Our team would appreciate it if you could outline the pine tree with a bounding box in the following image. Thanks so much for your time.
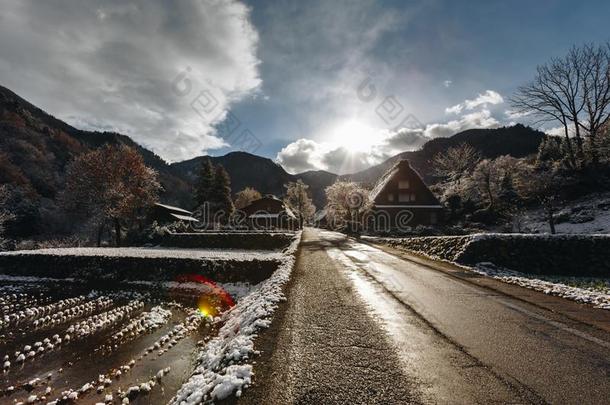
[194,158,215,208]
[210,164,234,223]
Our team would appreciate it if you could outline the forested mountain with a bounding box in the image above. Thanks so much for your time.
[0,84,545,238]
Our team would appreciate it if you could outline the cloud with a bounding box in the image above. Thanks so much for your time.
[276,106,503,175]
[0,0,261,162]
[445,90,504,115]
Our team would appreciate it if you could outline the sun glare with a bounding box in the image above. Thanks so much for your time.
[329,120,380,153]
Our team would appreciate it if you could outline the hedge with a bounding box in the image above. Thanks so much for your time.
[372,233,610,277]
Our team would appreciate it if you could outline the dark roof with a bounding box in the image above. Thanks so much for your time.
[369,159,441,206]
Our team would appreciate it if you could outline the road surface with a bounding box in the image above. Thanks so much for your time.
[240,228,610,405]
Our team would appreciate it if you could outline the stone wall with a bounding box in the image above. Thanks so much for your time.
[0,254,280,283]
[372,233,610,277]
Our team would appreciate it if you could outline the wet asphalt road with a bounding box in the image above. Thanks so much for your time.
[240,228,610,405]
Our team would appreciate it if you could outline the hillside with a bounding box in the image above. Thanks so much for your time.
[172,152,294,200]
[0,84,545,239]
[344,125,545,186]
[0,85,192,236]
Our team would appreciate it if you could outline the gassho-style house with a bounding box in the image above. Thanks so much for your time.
[365,159,443,232]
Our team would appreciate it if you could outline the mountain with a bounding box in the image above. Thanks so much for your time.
[171,155,337,209]
[0,85,192,236]
[343,125,545,186]
[294,170,338,208]
[0,84,545,238]
[171,152,294,203]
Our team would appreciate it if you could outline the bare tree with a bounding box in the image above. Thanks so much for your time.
[432,143,481,184]
[284,180,315,228]
[579,43,610,165]
[515,163,564,234]
[511,49,583,167]
[325,181,370,233]
[234,187,262,209]
[512,43,610,168]
[471,156,526,211]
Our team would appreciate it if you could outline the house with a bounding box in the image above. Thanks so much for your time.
[148,203,199,225]
[241,195,298,230]
[366,159,443,231]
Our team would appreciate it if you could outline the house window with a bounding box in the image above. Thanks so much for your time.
[430,212,438,224]
[387,193,394,202]
[399,193,416,202]
[398,180,410,189]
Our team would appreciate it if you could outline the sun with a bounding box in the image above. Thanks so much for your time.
[329,120,380,153]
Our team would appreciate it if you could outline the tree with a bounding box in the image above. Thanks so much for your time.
[432,144,481,184]
[284,180,315,228]
[234,187,262,209]
[0,185,14,249]
[578,43,610,165]
[511,43,610,168]
[63,144,161,246]
[471,156,526,211]
[325,181,370,232]
[515,163,565,234]
[194,158,215,208]
[209,164,234,224]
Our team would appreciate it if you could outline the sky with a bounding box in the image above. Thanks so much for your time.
[0,0,609,174]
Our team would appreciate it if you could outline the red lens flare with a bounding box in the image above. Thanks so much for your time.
[173,274,235,317]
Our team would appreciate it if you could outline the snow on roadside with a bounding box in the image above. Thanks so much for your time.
[170,231,302,404]
[474,262,610,309]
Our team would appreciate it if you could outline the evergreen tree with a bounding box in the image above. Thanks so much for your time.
[210,164,234,223]
[194,158,215,208]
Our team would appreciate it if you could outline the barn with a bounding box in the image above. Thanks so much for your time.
[366,160,443,232]
[241,195,298,230]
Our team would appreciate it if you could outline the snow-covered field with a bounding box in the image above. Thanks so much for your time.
[0,246,284,261]
[474,262,610,309]
[520,192,610,234]
[0,231,303,404]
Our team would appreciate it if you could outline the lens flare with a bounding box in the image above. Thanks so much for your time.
[174,274,235,317]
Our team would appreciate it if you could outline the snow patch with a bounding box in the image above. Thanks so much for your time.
[170,232,301,404]
[474,262,610,309]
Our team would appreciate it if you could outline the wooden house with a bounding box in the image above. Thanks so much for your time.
[241,195,298,230]
[366,160,443,231]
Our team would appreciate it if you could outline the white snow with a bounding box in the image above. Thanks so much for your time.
[474,262,610,309]
[520,192,610,234]
[170,232,302,404]
[0,247,284,261]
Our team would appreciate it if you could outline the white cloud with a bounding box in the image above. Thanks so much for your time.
[504,109,530,120]
[446,90,504,115]
[0,0,261,162]
[276,108,501,175]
